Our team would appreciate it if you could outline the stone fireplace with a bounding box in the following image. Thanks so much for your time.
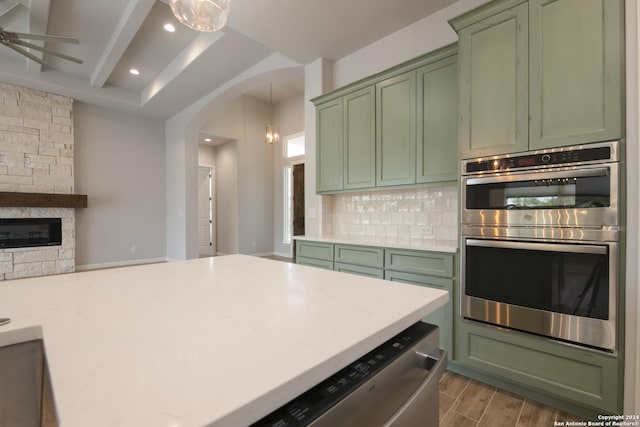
[0,83,77,280]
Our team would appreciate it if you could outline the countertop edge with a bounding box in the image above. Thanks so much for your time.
[294,235,458,253]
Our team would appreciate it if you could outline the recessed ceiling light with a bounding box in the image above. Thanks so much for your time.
[129,68,140,76]
[164,23,176,33]
[204,138,212,142]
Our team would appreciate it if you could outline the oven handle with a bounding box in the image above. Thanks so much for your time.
[465,166,609,185]
[465,239,607,255]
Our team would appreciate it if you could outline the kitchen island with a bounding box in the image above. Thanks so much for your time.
[0,254,448,427]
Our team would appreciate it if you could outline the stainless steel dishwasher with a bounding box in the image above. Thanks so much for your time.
[252,322,446,427]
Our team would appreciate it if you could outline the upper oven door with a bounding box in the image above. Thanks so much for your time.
[461,163,619,228]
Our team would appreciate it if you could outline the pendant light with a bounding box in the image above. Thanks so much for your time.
[266,83,280,145]
[169,0,231,32]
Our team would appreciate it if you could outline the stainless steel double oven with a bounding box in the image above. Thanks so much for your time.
[460,141,620,351]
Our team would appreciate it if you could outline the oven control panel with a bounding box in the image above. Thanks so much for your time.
[465,144,612,173]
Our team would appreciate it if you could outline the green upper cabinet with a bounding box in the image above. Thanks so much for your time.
[457,3,529,158]
[316,98,344,192]
[452,0,623,158]
[528,0,623,150]
[343,87,376,190]
[417,54,459,183]
[376,71,417,187]
[312,44,458,194]
[315,88,375,193]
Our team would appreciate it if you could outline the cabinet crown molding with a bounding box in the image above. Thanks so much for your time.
[449,0,527,32]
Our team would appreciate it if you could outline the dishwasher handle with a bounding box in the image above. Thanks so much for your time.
[382,348,447,427]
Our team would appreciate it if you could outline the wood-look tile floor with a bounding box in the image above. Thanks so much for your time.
[439,371,587,427]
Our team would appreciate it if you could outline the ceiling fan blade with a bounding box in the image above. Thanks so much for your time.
[0,40,50,67]
[12,39,83,64]
[11,32,79,44]
[0,3,28,29]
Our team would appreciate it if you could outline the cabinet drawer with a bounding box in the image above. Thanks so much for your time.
[297,256,334,270]
[296,241,334,261]
[456,320,620,413]
[335,263,384,279]
[335,245,384,268]
[384,270,452,290]
[385,249,454,277]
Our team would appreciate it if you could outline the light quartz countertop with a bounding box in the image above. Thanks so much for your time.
[0,254,448,427]
[294,234,458,253]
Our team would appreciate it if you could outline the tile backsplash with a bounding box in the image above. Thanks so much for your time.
[322,185,458,245]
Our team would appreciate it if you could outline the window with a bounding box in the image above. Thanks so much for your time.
[283,165,292,244]
[285,132,305,158]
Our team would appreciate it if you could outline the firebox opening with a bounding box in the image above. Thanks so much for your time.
[0,218,62,249]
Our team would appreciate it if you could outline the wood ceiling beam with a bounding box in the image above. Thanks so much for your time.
[90,0,155,88]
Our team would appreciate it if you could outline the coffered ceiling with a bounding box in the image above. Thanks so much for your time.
[0,0,458,119]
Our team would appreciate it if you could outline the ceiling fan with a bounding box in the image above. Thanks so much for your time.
[0,2,83,67]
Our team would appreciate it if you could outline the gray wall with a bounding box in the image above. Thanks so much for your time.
[74,102,166,268]
[198,144,216,168]
[237,96,274,254]
[214,141,238,254]
[201,95,274,255]
[273,93,304,257]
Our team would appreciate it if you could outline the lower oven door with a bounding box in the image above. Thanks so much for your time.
[461,236,618,351]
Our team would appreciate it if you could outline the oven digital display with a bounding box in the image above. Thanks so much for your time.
[467,173,609,210]
[517,157,536,167]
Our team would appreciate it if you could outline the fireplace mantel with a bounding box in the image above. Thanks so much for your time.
[0,192,87,208]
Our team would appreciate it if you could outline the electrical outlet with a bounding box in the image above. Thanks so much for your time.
[130,245,137,253]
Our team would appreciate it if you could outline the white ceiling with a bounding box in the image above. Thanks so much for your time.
[0,0,458,120]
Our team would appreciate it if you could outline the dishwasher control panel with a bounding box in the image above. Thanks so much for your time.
[251,322,436,427]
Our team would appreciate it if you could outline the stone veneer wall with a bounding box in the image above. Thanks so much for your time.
[0,83,75,280]
[322,185,459,246]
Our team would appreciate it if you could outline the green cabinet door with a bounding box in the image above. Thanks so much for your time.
[417,54,459,184]
[386,271,453,361]
[529,0,623,149]
[455,319,621,413]
[458,3,529,158]
[316,98,343,192]
[376,71,417,186]
[343,87,376,189]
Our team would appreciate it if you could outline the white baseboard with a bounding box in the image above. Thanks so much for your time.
[273,251,293,259]
[249,251,275,257]
[75,257,170,272]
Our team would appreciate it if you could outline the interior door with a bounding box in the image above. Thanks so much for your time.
[198,166,213,257]
[292,163,305,237]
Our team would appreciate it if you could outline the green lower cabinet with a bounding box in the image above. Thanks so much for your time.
[296,241,334,261]
[295,240,456,363]
[454,319,621,414]
[385,270,453,361]
[385,248,454,278]
[335,262,384,278]
[334,244,385,278]
[296,256,334,270]
[334,244,384,268]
